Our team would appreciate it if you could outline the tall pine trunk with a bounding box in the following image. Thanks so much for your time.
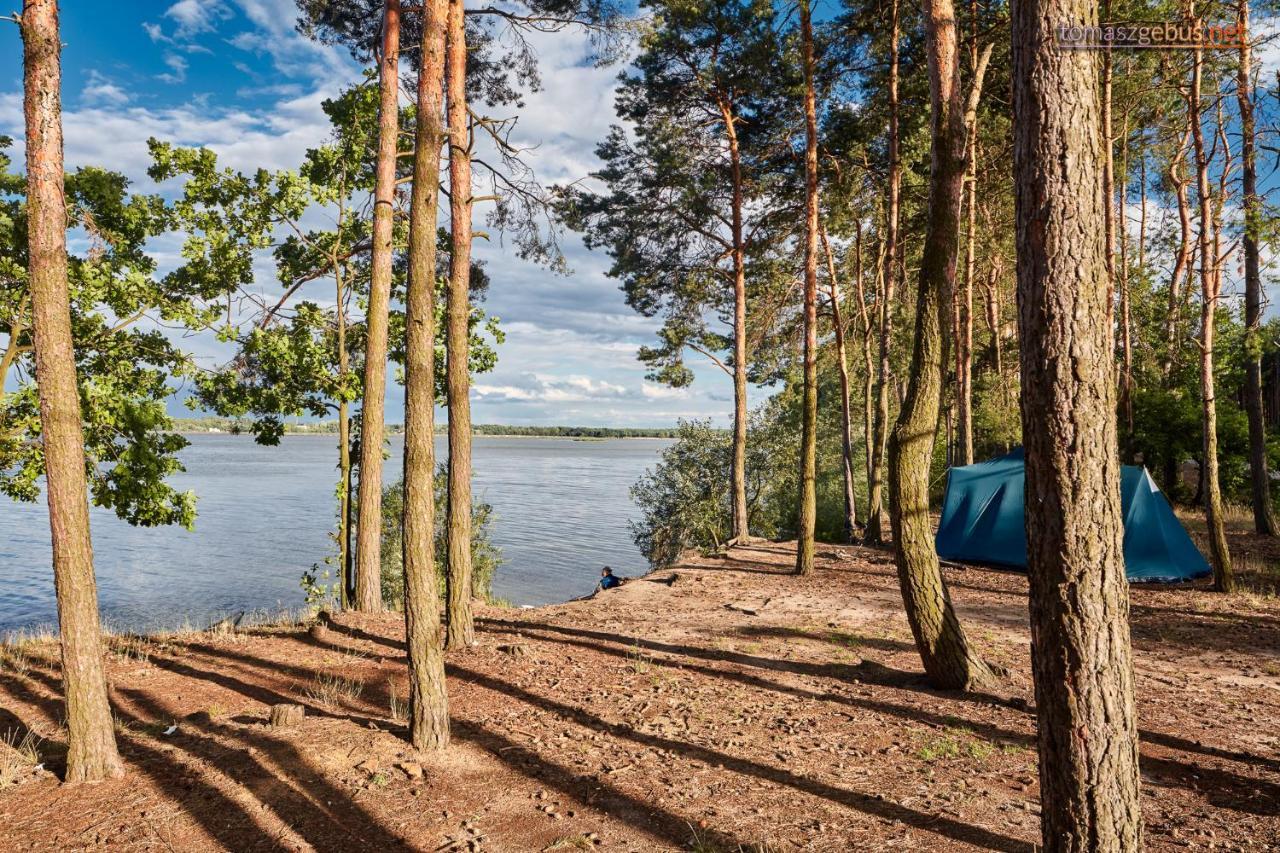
[1236,0,1277,536]
[1011,0,1143,842]
[445,0,476,646]
[336,264,352,609]
[795,0,819,576]
[886,0,993,692]
[865,0,900,546]
[953,0,984,468]
[401,0,451,750]
[1189,19,1233,592]
[21,0,124,783]
[1118,114,1134,438]
[354,0,401,612]
[720,99,750,545]
[821,225,858,541]
[858,229,878,507]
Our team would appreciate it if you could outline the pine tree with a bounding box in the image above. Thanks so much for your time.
[19,0,124,783]
[1011,0,1143,842]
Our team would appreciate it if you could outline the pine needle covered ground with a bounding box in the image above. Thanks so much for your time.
[1,533,1277,851]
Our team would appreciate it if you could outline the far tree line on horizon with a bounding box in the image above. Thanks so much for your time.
[5,0,1280,848]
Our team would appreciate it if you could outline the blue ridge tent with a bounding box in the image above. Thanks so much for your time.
[935,448,1211,583]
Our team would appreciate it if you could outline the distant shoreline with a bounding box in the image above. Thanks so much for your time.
[172,431,675,440]
[170,419,682,440]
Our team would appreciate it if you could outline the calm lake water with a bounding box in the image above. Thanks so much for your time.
[0,434,669,635]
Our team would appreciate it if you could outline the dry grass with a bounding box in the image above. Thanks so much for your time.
[626,642,655,675]
[0,645,31,677]
[1221,503,1256,526]
[304,673,364,708]
[0,729,42,789]
[387,679,407,723]
[110,635,153,666]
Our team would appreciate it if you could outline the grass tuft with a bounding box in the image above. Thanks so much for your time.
[306,673,364,708]
[387,679,407,723]
[0,729,41,789]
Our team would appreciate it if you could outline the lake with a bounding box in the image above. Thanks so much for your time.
[0,434,670,635]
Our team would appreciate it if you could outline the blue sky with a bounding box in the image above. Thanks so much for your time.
[0,0,763,427]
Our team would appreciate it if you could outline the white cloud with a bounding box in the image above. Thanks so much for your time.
[164,0,233,40]
[641,384,690,400]
[475,373,630,403]
[158,53,190,84]
[82,71,130,106]
[1,4,765,426]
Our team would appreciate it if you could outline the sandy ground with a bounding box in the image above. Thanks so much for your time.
[0,537,1278,851]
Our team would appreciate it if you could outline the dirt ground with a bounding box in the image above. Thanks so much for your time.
[1,534,1278,852]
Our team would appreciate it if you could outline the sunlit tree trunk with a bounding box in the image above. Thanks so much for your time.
[887,0,993,691]
[354,0,401,612]
[445,0,476,645]
[821,224,858,541]
[857,229,879,505]
[1011,0,1143,842]
[1235,0,1277,536]
[982,256,1004,381]
[21,0,124,783]
[719,99,751,545]
[1118,111,1134,438]
[795,0,819,576]
[336,263,352,609]
[401,0,451,749]
[953,0,986,468]
[865,0,900,545]
[1164,130,1192,376]
[1189,15,1233,592]
[1138,145,1147,270]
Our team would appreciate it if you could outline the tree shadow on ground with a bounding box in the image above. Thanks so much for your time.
[115,684,416,850]
[452,719,746,850]
[730,624,918,655]
[1128,603,1280,657]
[480,618,1280,813]
[195,631,751,850]
[479,619,1034,753]
[447,661,1034,852]
[479,616,1020,708]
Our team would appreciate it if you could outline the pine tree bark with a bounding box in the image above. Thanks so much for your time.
[1236,0,1278,536]
[1164,131,1192,376]
[337,269,352,609]
[21,0,124,783]
[954,3,987,468]
[821,225,858,541]
[858,231,879,506]
[1011,0,1143,843]
[1189,16,1234,592]
[445,0,476,646]
[865,0,900,546]
[886,0,993,692]
[795,0,819,576]
[720,98,751,545]
[354,0,401,613]
[1118,112,1134,438]
[401,0,451,750]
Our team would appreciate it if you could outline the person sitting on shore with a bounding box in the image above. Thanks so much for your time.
[597,566,622,592]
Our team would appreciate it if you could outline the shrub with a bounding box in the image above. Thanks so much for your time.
[630,411,792,567]
[379,466,503,608]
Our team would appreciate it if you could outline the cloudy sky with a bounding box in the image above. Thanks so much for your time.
[0,0,764,427]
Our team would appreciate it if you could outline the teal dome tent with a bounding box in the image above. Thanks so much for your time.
[935,448,1211,583]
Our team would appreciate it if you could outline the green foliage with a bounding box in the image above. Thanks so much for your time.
[378,469,503,609]
[558,0,793,390]
[630,412,791,567]
[157,86,502,442]
[1,139,205,527]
